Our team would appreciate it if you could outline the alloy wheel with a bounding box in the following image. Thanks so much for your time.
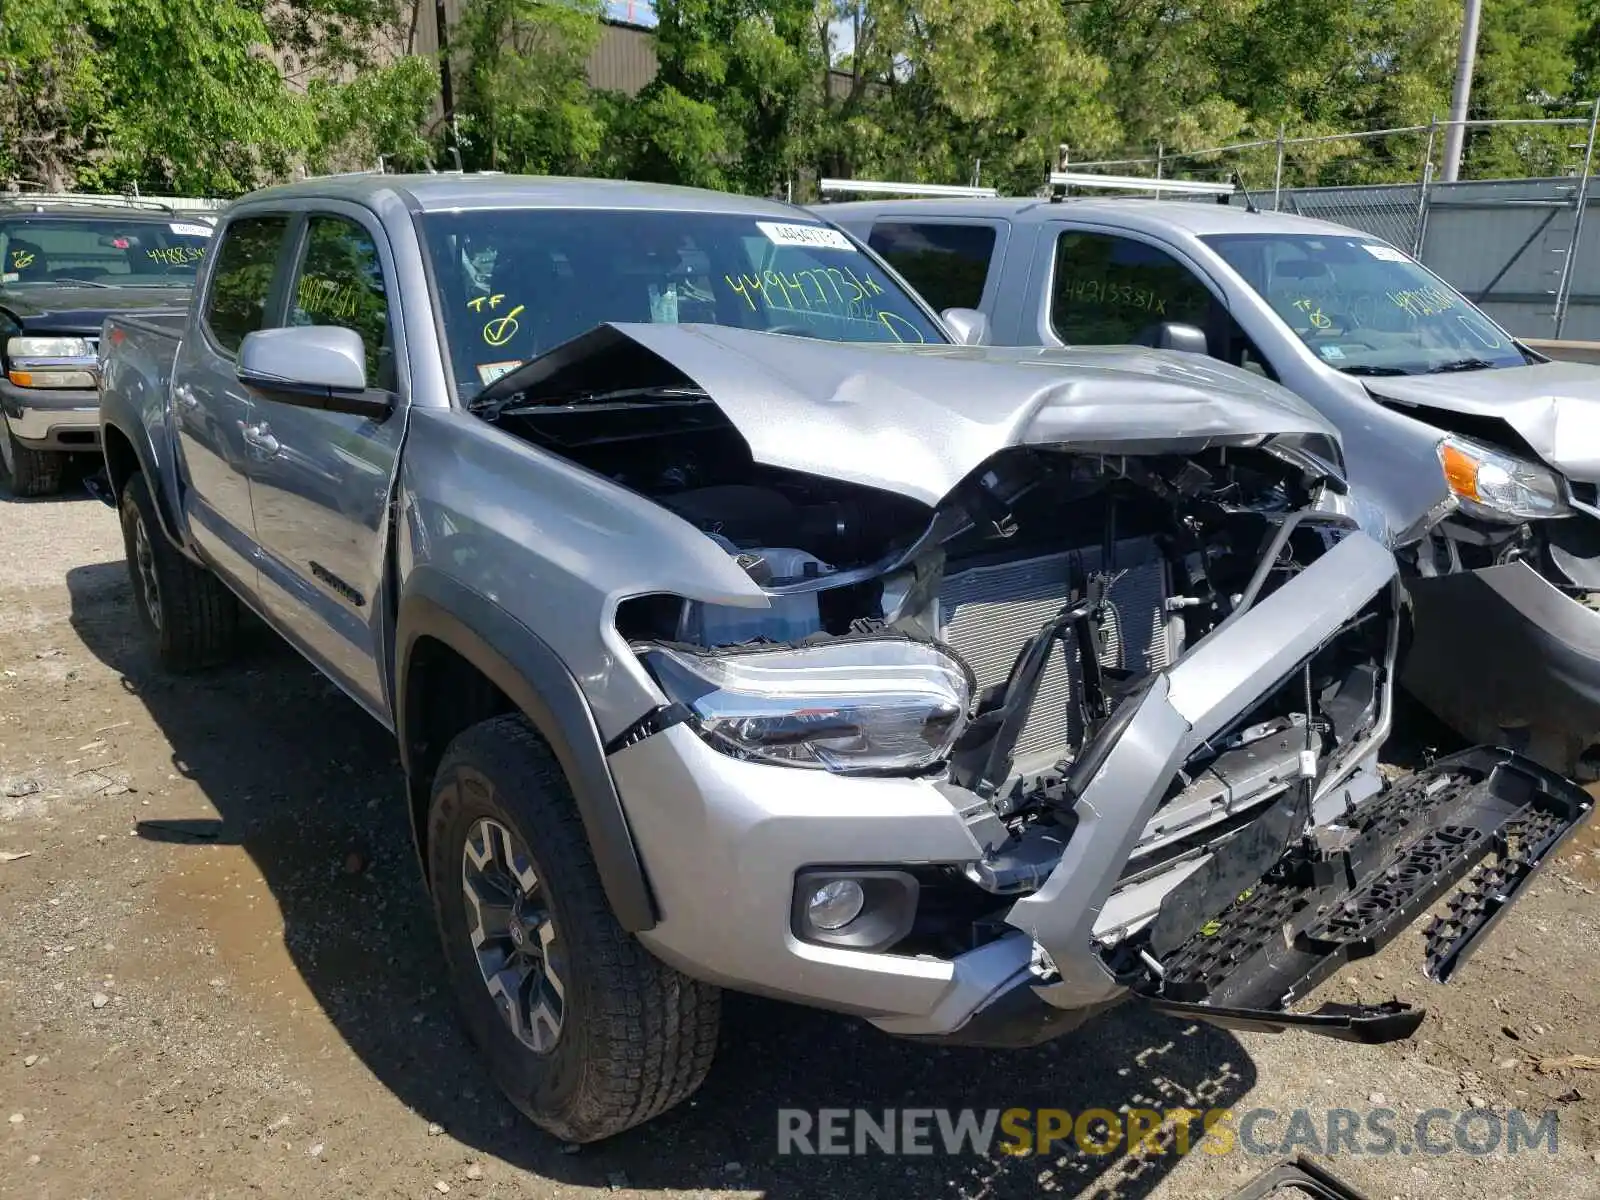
[461,817,565,1053]
[132,510,163,632]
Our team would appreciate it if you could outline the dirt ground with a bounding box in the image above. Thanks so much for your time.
[1,479,1598,1200]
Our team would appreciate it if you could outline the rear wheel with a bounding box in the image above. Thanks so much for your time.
[118,472,239,670]
[428,715,720,1142]
[0,423,63,497]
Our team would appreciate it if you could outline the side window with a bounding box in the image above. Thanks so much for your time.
[204,216,291,354]
[1050,232,1214,346]
[867,221,997,311]
[288,215,392,388]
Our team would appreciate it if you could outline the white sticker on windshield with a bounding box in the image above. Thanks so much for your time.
[477,360,522,385]
[756,221,853,251]
[169,221,213,238]
[1319,344,1346,360]
[1362,243,1408,262]
[1,273,15,283]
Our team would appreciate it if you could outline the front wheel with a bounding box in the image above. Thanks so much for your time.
[0,422,63,497]
[428,714,720,1142]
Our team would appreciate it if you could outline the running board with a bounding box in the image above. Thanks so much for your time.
[1131,747,1590,1043]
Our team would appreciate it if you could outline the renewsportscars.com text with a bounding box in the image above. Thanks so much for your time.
[776,1106,1560,1158]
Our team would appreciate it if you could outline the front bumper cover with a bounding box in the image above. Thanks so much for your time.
[1129,746,1590,1043]
[1404,560,1600,776]
[0,378,99,446]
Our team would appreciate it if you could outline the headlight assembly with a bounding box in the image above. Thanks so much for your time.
[8,336,93,359]
[640,639,972,774]
[1437,435,1570,523]
[6,335,97,389]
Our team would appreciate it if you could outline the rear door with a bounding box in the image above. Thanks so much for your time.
[863,218,1012,333]
[172,213,294,594]
[242,207,405,720]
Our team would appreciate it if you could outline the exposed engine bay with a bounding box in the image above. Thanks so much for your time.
[492,382,1394,955]
[463,325,1595,1053]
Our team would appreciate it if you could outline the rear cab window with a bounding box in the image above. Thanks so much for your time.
[203,216,292,354]
[867,222,998,311]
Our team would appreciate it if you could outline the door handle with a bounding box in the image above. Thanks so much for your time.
[174,385,199,410]
[241,423,281,457]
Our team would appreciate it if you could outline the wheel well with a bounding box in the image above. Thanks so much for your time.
[403,635,517,857]
[103,424,139,499]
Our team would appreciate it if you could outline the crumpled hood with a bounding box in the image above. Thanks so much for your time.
[1367,361,1600,482]
[566,323,1338,505]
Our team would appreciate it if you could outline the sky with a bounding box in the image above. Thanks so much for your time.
[604,1,857,64]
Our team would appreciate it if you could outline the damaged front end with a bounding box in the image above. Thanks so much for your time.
[1395,421,1600,777]
[483,324,1591,1048]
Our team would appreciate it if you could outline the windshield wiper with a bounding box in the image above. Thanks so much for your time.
[1336,364,1410,376]
[474,384,708,421]
[49,277,116,289]
[1426,357,1498,373]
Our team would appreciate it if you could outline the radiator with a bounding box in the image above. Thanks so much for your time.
[938,538,1181,769]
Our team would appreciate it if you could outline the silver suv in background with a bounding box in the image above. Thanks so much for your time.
[826,197,1600,776]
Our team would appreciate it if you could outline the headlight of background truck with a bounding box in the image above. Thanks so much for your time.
[6,336,97,389]
[640,639,972,774]
[1437,434,1570,523]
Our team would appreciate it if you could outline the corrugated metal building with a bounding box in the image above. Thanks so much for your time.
[408,7,660,98]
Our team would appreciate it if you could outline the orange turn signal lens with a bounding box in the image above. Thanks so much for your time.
[7,370,32,387]
[1439,442,1480,502]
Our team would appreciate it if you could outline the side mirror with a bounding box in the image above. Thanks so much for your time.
[237,326,391,420]
[940,307,990,347]
[1139,321,1211,356]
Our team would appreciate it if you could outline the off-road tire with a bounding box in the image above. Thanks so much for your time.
[118,472,239,670]
[428,714,720,1143]
[1,423,64,497]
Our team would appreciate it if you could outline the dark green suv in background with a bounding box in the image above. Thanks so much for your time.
[0,198,214,495]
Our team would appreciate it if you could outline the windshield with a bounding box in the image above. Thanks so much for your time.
[0,216,212,287]
[419,209,946,397]
[1202,232,1530,375]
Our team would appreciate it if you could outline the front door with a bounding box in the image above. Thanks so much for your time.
[173,214,293,594]
[243,209,405,720]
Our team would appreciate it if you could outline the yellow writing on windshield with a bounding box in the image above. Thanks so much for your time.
[1387,284,1455,318]
[467,293,508,312]
[146,246,205,266]
[10,250,34,270]
[723,265,886,314]
[1292,297,1332,329]
[483,305,525,347]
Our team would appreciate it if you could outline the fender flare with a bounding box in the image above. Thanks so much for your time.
[101,415,187,553]
[395,568,657,932]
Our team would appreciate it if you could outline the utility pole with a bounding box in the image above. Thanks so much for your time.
[435,0,461,170]
[1441,0,1483,182]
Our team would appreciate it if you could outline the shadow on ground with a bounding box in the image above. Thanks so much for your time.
[67,558,1257,1199]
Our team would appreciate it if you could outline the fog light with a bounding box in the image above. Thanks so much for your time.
[806,879,866,931]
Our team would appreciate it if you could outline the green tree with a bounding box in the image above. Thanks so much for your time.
[1463,0,1585,178]
[454,0,608,173]
[614,0,823,194]
[813,0,1115,195]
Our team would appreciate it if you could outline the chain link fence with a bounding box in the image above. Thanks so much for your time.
[1058,105,1600,338]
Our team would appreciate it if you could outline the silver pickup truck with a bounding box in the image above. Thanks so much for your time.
[97,174,1589,1143]
[826,197,1600,776]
